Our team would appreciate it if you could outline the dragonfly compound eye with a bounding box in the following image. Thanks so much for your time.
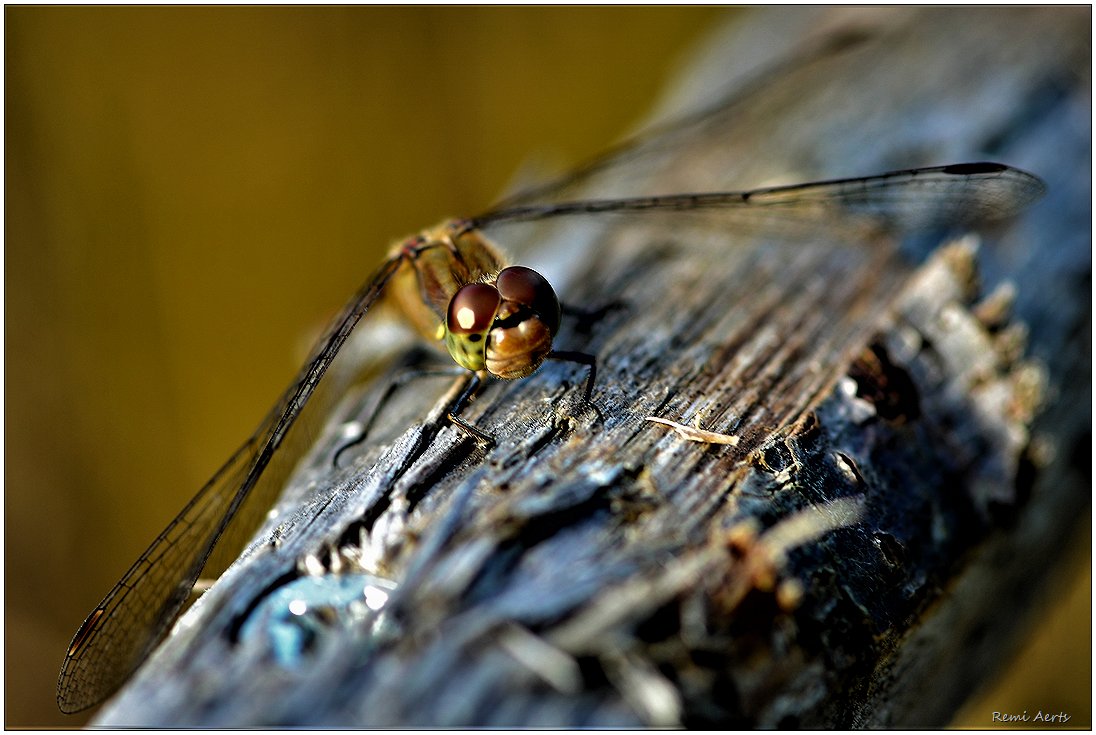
[446,282,501,371]
[485,313,554,379]
[495,266,561,336]
[483,266,560,380]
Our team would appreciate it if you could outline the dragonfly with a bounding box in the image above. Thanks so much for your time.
[56,161,1044,714]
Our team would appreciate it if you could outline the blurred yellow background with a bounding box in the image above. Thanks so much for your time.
[6,6,726,726]
[5,6,1087,729]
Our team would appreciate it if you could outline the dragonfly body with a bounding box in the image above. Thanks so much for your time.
[57,162,1045,714]
[387,221,562,380]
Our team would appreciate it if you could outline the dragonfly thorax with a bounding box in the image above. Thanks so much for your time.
[444,265,561,379]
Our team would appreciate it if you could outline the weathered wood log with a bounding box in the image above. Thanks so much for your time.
[95,7,1089,727]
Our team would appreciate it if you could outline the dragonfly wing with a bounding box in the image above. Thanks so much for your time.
[471,163,1045,236]
[56,433,258,713]
[737,162,1046,231]
[56,254,404,713]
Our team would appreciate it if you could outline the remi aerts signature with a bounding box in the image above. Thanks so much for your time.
[992,710,1072,724]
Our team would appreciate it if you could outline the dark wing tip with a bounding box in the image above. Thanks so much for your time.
[945,161,1047,210]
[941,162,1009,175]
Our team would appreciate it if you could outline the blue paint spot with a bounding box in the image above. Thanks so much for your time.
[238,573,398,667]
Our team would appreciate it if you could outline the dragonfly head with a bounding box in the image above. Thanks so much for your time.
[445,265,561,379]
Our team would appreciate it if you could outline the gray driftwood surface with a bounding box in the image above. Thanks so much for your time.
[96,8,1089,728]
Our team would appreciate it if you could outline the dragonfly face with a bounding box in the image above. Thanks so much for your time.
[444,265,562,379]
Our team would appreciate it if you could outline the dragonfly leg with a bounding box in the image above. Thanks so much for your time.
[445,372,496,447]
[547,350,597,403]
[333,363,470,467]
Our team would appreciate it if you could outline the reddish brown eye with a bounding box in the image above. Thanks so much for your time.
[447,283,500,335]
[495,266,561,335]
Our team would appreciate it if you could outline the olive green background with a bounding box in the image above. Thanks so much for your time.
[5,6,1087,728]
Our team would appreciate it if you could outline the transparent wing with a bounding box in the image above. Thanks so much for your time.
[56,254,404,714]
[470,163,1046,234]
